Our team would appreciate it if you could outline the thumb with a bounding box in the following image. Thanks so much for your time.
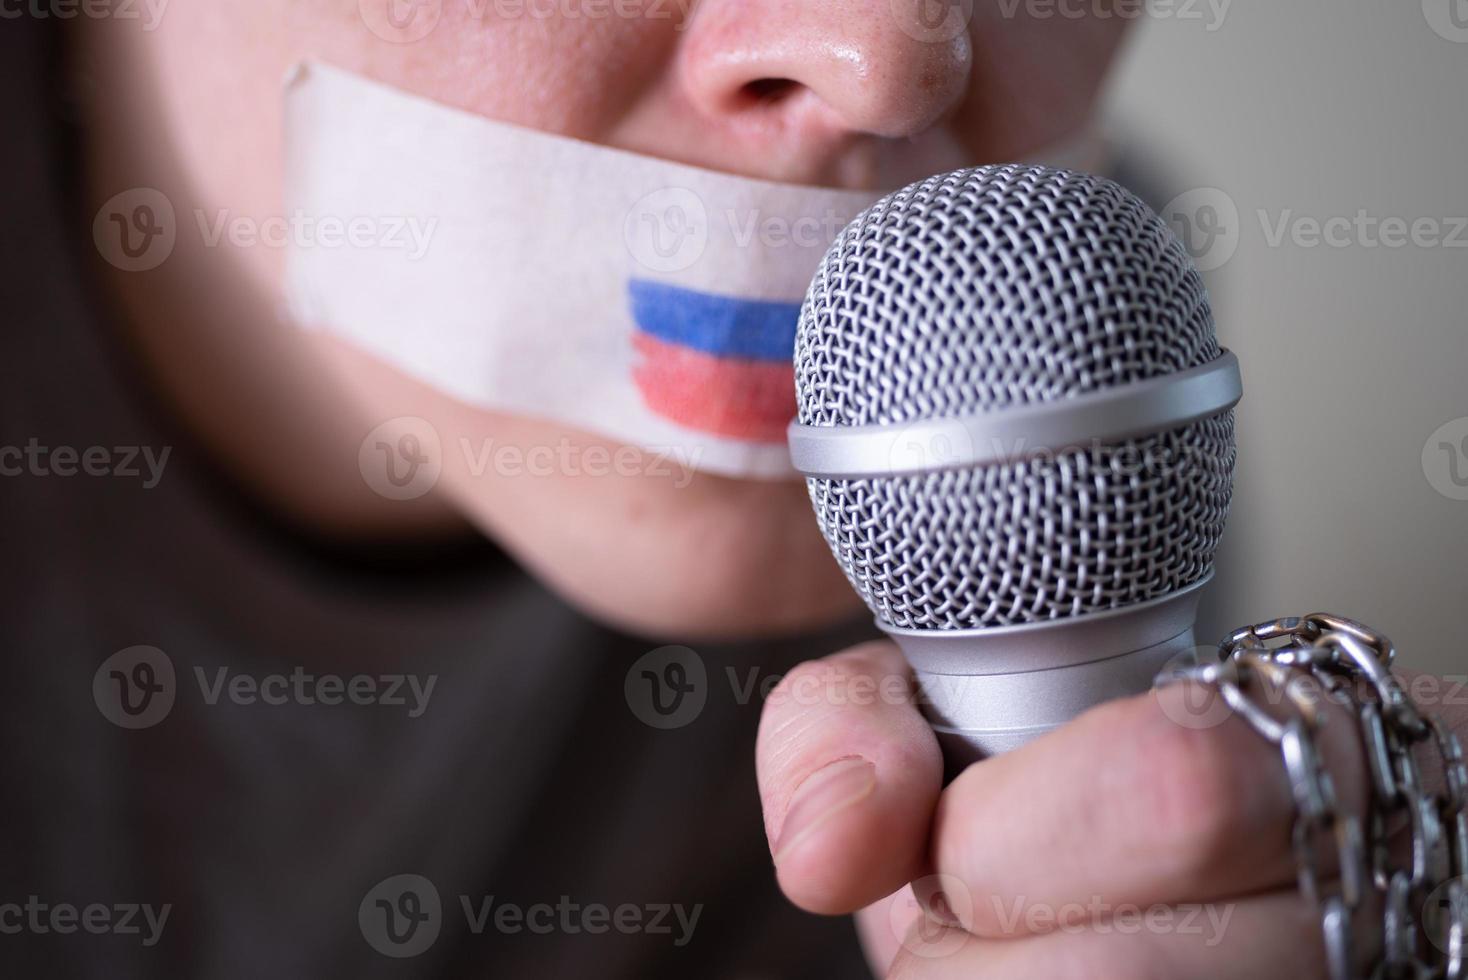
[755,641,943,915]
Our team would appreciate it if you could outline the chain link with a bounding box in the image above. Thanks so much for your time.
[1160,613,1468,979]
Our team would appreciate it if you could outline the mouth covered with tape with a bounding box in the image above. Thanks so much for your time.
[283,62,884,479]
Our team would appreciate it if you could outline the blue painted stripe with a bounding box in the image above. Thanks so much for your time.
[628,279,801,362]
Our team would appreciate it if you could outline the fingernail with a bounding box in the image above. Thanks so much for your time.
[773,757,876,864]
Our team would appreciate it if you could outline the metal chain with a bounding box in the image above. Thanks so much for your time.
[1159,613,1468,979]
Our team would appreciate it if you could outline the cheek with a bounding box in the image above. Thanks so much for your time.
[336,4,678,140]
[131,1,676,225]
[312,330,862,639]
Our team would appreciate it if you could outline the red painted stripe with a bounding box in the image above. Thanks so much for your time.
[632,334,795,443]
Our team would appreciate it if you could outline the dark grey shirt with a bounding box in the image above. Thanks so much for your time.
[0,21,874,979]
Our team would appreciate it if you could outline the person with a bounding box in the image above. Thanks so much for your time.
[2,2,1461,977]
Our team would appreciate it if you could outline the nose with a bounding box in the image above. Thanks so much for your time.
[678,0,973,144]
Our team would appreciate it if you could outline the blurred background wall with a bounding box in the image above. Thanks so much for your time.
[1101,0,1468,673]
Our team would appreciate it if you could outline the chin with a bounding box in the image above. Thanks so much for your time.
[446,459,867,643]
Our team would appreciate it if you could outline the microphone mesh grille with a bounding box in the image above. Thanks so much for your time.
[795,165,1236,631]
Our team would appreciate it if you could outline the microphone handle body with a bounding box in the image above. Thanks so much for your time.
[883,576,1211,778]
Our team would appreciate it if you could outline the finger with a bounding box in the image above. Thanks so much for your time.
[755,641,943,915]
[888,889,1351,980]
[855,886,918,977]
[928,678,1368,938]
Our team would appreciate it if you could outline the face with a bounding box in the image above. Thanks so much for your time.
[71,1,1129,640]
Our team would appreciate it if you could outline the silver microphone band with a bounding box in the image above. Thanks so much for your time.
[788,350,1242,479]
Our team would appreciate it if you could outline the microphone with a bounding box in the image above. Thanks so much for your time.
[787,165,1242,770]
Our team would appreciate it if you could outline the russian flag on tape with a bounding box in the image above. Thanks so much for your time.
[627,279,803,444]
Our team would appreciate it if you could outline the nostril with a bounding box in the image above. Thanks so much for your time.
[739,77,803,107]
[678,2,974,143]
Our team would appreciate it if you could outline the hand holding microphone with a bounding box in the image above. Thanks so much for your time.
[757,166,1468,978]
